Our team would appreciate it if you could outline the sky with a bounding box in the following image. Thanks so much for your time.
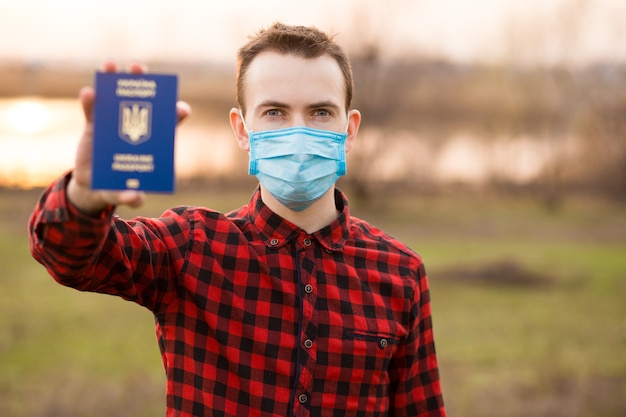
[0,0,624,188]
[0,0,624,66]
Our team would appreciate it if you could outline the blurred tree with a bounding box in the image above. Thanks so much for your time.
[343,0,419,202]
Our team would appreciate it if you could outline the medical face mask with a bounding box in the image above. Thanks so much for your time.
[244,120,348,211]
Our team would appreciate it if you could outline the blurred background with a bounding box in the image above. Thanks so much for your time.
[1,1,625,416]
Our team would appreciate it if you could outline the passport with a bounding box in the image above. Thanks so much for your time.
[91,72,178,192]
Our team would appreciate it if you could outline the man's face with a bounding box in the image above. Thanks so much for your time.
[242,52,348,133]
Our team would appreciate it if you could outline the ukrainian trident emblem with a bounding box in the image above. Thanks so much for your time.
[119,101,152,145]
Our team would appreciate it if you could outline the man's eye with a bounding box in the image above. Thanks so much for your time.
[315,109,331,117]
[266,109,282,117]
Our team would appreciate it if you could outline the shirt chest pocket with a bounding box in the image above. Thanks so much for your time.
[320,328,401,380]
[343,330,400,368]
[344,330,400,353]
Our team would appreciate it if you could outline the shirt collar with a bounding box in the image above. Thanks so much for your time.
[248,186,351,252]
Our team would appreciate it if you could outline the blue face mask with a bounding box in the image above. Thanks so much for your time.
[244,122,348,211]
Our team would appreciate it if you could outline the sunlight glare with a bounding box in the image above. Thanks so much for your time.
[4,99,52,135]
[0,98,82,188]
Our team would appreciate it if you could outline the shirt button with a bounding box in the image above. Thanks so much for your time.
[302,238,312,246]
[304,284,313,294]
[304,339,314,349]
[378,338,388,349]
[269,238,279,246]
[298,393,309,404]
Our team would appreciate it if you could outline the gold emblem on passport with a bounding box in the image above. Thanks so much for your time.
[119,101,152,145]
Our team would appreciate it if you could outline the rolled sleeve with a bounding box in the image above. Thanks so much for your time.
[29,171,114,283]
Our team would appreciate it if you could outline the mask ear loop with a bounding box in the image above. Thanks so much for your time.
[344,110,352,133]
[239,109,252,136]
[240,109,258,175]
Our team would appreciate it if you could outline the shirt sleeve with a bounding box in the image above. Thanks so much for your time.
[388,261,446,417]
[28,171,190,313]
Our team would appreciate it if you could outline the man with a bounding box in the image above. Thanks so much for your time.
[29,23,446,416]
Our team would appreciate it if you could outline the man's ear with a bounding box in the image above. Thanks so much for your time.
[345,109,361,153]
[229,108,250,152]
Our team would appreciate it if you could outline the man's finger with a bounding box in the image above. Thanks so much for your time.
[129,62,148,74]
[79,86,96,123]
[176,101,192,124]
[102,60,118,73]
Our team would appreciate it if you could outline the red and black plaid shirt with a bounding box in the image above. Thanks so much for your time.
[29,173,446,417]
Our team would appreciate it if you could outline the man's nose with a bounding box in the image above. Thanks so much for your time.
[291,114,307,128]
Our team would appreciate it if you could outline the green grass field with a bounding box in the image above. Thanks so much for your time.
[1,186,624,416]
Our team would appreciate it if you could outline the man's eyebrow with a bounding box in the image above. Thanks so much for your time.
[254,100,342,113]
[307,101,341,110]
[257,100,290,109]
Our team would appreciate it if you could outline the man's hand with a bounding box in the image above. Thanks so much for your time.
[67,61,191,215]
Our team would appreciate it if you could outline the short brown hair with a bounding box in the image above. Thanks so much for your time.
[235,22,354,115]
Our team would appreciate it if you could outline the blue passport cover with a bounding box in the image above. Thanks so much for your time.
[92,72,178,192]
